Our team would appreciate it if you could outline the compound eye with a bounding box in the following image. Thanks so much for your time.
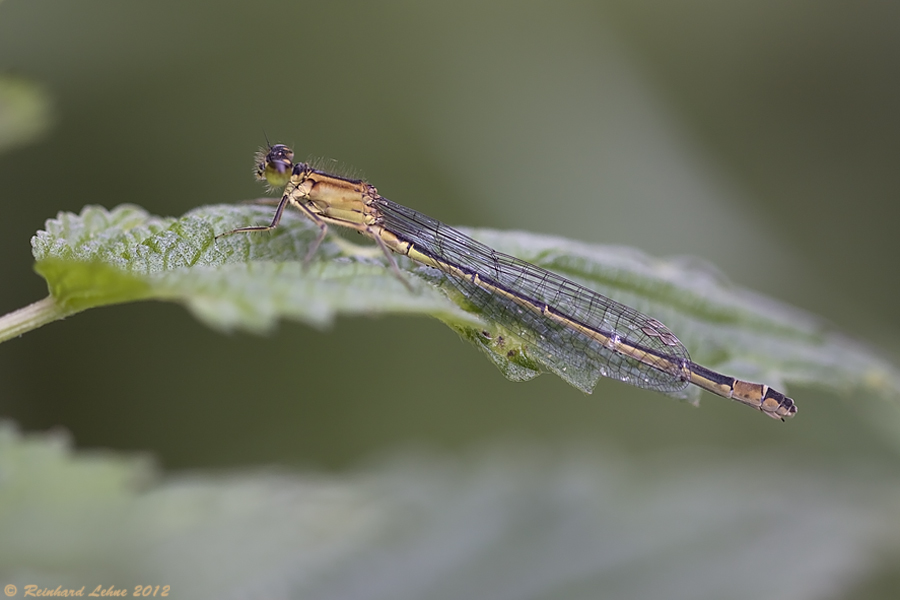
[270,144,294,163]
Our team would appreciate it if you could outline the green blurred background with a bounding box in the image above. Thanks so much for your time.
[1,0,899,475]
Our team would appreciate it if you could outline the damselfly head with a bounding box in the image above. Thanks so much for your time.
[254,144,294,188]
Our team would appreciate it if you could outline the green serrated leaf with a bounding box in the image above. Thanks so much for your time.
[9,202,899,404]
[29,203,475,333]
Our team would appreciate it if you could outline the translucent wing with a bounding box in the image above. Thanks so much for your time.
[376,198,691,395]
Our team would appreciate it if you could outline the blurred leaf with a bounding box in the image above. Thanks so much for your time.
[19,203,900,406]
[2,421,899,600]
[0,74,53,153]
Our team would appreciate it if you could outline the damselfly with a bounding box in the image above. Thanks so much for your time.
[217,144,797,420]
